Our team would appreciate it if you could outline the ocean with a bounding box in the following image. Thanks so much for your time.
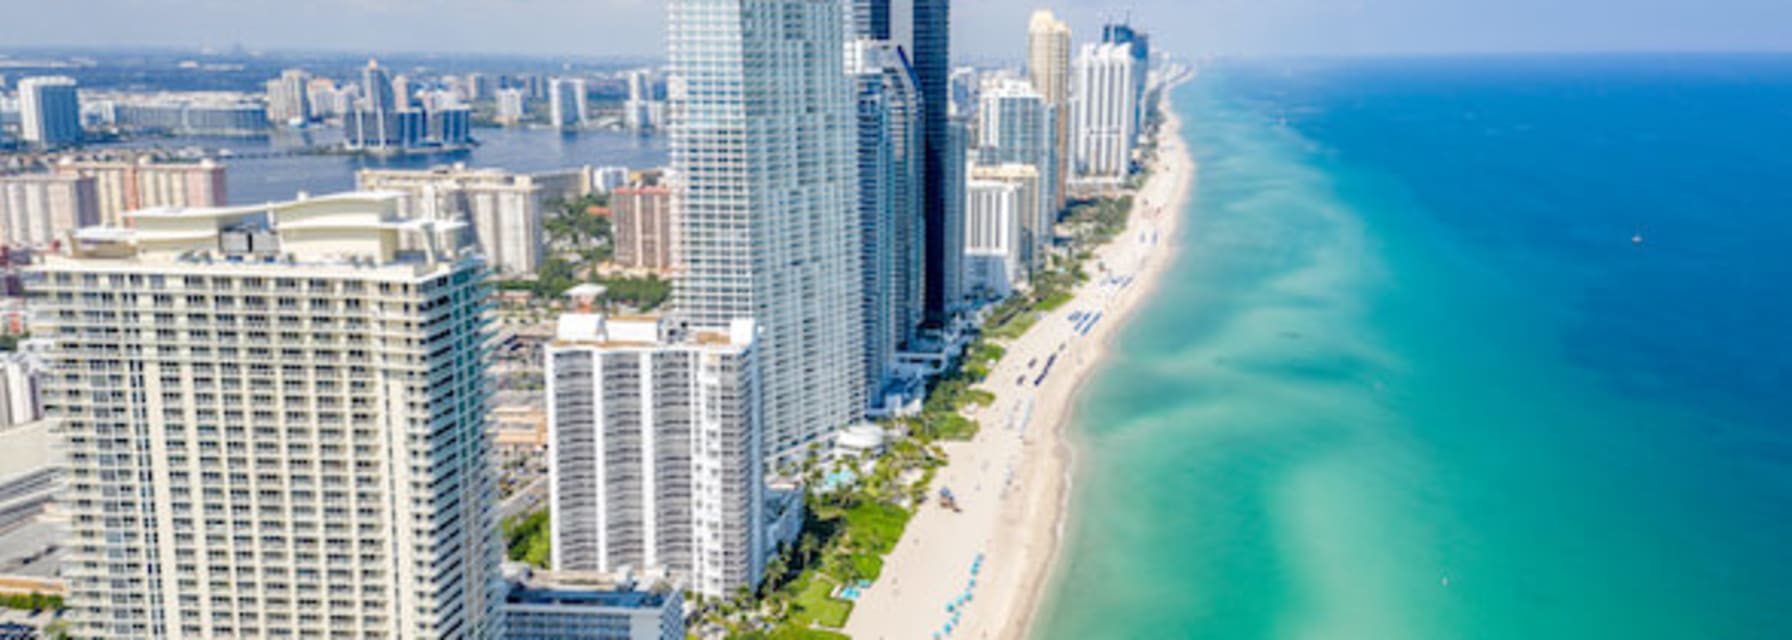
[1036,55,1792,639]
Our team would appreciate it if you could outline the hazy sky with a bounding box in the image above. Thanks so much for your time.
[3,0,1790,60]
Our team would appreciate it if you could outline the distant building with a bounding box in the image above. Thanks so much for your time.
[466,72,496,102]
[306,77,350,118]
[623,69,657,132]
[501,567,684,640]
[1071,42,1140,187]
[265,68,312,124]
[112,100,268,136]
[591,166,630,193]
[357,164,583,275]
[1102,20,1153,131]
[963,177,1023,300]
[546,314,764,599]
[0,173,99,248]
[610,186,673,271]
[18,76,81,148]
[362,59,397,114]
[498,88,528,124]
[54,158,227,227]
[550,78,589,129]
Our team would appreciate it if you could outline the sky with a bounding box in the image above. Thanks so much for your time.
[2,0,1790,60]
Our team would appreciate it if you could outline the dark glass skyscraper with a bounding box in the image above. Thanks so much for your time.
[914,0,955,324]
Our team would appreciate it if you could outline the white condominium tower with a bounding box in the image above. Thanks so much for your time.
[977,78,1055,273]
[265,69,313,124]
[546,315,763,599]
[1071,42,1140,186]
[962,177,1023,300]
[667,0,865,459]
[1027,9,1072,211]
[31,193,501,639]
[549,78,589,130]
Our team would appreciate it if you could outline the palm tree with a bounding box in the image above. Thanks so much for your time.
[798,533,820,568]
[762,553,789,597]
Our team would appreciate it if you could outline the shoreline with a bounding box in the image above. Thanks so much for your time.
[845,74,1195,640]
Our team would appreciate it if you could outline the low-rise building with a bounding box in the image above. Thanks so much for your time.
[501,566,684,640]
[357,164,584,275]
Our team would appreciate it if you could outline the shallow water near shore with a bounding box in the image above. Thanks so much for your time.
[1035,56,1792,639]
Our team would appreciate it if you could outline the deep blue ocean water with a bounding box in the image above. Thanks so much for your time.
[1037,55,1792,638]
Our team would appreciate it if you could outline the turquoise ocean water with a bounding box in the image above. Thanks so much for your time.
[1036,56,1792,639]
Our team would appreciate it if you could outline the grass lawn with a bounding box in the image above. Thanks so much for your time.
[788,575,853,629]
[768,626,852,640]
[986,310,1039,341]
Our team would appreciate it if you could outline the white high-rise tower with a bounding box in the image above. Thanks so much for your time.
[1071,42,1140,187]
[33,193,501,639]
[667,0,865,460]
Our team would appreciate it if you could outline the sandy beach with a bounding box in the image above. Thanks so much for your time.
[844,80,1195,640]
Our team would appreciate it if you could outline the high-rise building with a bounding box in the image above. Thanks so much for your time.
[849,0,891,40]
[970,163,1040,288]
[611,186,674,271]
[55,158,228,227]
[623,70,657,132]
[913,0,954,325]
[942,111,971,312]
[306,78,347,118]
[949,67,979,119]
[1028,10,1072,211]
[977,79,1055,272]
[465,73,496,103]
[549,78,588,130]
[31,192,501,639]
[0,173,99,247]
[391,75,417,111]
[1102,20,1153,129]
[362,60,396,115]
[1071,42,1140,187]
[496,88,527,124]
[963,177,1022,300]
[546,314,763,599]
[357,165,583,275]
[667,0,866,459]
[265,69,312,124]
[18,76,82,148]
[848,40,925,406]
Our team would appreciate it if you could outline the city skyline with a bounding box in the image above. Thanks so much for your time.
[3,0,1791,59]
